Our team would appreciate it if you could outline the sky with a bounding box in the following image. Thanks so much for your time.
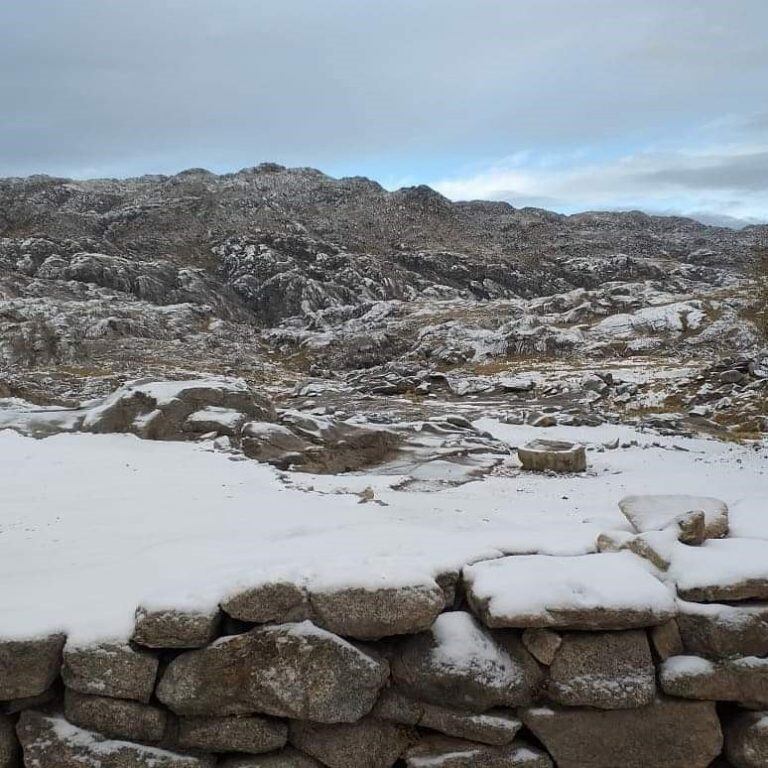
[1,0,767,225]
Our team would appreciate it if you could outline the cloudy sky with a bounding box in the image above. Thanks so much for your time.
[1,0,767,224]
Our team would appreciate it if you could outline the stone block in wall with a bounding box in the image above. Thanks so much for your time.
[221,582,311,624]
[0,634,65,700]
[660,655,768,705]
[62,641,159,703]
[521,697,723,768]
[677,601,768,658]
[725,710,768,768]
[1,685,59,715]
[288,717,411,768]
[133,607,221,649]
[16,711,215,768]
[544,630,656,709]
[521,628,561,665]
[157,621,388,723]
[390,611,542,711]
[0,714,20,768]
[649,619,684,661]
[219,748,322,767]
[372,688,521,745]
[464,553,676,630]
[64,688,169,744]
[176,715,287,754]
[618,494,729,539]
[402,735,553,767]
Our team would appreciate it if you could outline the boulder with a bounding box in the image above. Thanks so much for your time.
[16,711,214,768]
[517,439,586,472]
[288,718,411,768]
[725,711,768,768]
[220,750,322,768]
[545,630,656,708]
[464,553,676,630]
[182,407,247,437]
[521,697,722,768]
[660,655,768,705]
[176,715,287,754]
[241,423,309,469]
[677,601,768,658]
[132,607,221,649]
[157,621,389,722]
[402,735,553,767]
[0,634,65,700]
[64,688,169,743]
[521,629,561,666]
[0,714,19,768]
[618,495,729,539]
[221,581,310,624]
[372,689,521,745]
[649,619,684,661]
[62,642,159,703]
[390,611,542,711]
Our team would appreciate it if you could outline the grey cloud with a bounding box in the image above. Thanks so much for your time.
[636,152,768,193]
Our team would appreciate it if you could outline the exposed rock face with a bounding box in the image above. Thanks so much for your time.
[16,711,215,768]
[132,607,221,649]
[545,630,656,709]
[402,735,553,767]
[157,622,389,722]
[619,495,729,539]
[521,698,723,768]
[517,440,586,473]
[660,655,768,705]
[288,718,411,768]
[0,635,65,700]
[176,715,288,754]
[725,711,768,768]
[391,611,542,711]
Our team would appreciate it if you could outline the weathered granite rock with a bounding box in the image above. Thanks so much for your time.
[183,407,247,437]
[725,711,768,768]
[660,655,768,705]
[221,582,310,624]
[391,611,542,711]
[17,711,215,768]
[241,423,309,469]
[545,630,656,709]
[618,495,729,539]
[677,601,768,658]
[64,688,169,743]
[133,607,221,649]
[521,629,562,666]
[289,718,411,768]
[157,621,389,722]
[62,642,159,703]
[177,715,287,754]
[308,581,447,640]
[0,635,65,700]
[0,714,19,768]
[403,735,553,767]
[522,697,723,768]
[517,440,586,472]
[220,749,322,768]
[650,619,684,661]
[372,688,521,745]
[464,553,676,630]
[1,686,59,715]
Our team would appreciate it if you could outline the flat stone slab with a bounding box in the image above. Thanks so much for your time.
[660,655,768,705]
[465,553,676,630]
[619,495,729,539]
[403,735,553,768]
[517,440,586,473]
[677,600,768,659]
[133,606,221,649]
[670,539,768,602]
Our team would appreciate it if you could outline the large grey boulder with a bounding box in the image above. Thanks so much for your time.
[176,715,287,754]
[517,439,586,473]
[157,621,389,722]
[0,634,65,700]
[220,750,322,768]
[16,711,214,768]
[521,697,723,768]
[132,607,221,649]
[0,715,19,768]
[391,611,542,711]
[725,711,768,768]
[62,641,159,703]
[660,655,768,705]
[288,718,411,768]
[402,735,553,767]
[464,553,676,630]
[619,494,729,539]
[545,630,656,708]
[64,688,169,743]
[372,688,521,745]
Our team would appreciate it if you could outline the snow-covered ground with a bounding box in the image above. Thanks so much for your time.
[0,422,765,643]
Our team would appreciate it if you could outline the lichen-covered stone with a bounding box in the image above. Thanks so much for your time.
[157,621,388,722]
[133,607,221,649]
[403,735,553,767]
[289,718,411,768]
[0,634,65,700]
[391,611,542,711]
[17,711,214,768]
[177,715,287,754]
[660,655,768,705]
[545,630,656,709]
[64,688,169,743]
[725,711,768,768]
[521,697,723,768]
[62,642,159,703]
